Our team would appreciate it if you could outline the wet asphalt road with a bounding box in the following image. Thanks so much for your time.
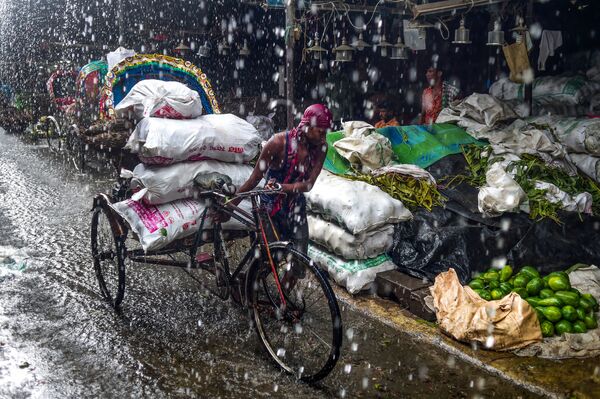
[0,128,537,398]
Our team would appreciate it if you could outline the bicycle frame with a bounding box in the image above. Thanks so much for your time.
[117,188,289,306]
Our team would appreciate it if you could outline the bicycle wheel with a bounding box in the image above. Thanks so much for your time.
[210,223,231,300]
[246,242,342,382]
[91,206,126,309]
[44,118,62,152]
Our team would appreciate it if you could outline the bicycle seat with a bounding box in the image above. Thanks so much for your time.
[194,172,237,195]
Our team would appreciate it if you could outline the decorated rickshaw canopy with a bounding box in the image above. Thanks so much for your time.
[99,54,220,119]
[77,60,108,98]
[46,68,78,112]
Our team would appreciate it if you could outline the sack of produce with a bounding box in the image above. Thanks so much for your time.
[128,161,254,205]
[333,121,394,173]
[305,170,412,235]
[308,245,396,294]
[110,198,250,252]
[114,79,203,120]
[549,118,600,156]
[570,153,600,182]
[125,114,261,164]
[490,76,600,105]
[432,268,543,351]
[307,215,394,260]
[246,113,275,142]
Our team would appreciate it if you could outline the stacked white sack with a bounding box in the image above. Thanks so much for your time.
[307,215,394,260]
[110,198,252,252]
[308,245,396,294]
[116,82,261,250]
[305,170,411,293]
[126,113,261,165]
[305,170,412,234]
[129,161,254,205]
[114,80,203,120]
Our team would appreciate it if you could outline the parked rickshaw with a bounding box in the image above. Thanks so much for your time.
[31,67,78,149]
[89,54,343,382]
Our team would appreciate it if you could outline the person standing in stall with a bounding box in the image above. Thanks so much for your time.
[420,66,460,125]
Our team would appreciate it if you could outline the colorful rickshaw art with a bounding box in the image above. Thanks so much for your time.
[46,68,78,114]
[99,53,221,119]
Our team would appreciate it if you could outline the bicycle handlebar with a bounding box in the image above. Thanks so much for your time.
[196,183,284,201]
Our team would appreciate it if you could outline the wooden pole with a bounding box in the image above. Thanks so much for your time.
[285,0,295,129]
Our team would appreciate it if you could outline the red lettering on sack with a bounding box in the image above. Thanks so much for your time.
[228,146,243,153]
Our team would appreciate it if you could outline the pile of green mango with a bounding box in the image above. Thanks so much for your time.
[468,265,599,337]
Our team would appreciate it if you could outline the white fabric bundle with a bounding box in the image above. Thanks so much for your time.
[115,80,203,120]
[333,121,394,173]
[307,215,394,260]
[308,245,396,294]
[110,198,251,252]
[305,170,412,235]
[126,114,261,165]
[129,161,253,205]
[478,163,527,216]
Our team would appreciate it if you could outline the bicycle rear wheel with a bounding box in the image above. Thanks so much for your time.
[246,242,342,382]
[91,205,126,309]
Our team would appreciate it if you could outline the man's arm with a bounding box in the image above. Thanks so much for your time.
[231,135,285,206]
[281,144,327,194]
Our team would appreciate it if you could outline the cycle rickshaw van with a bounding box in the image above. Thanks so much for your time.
[89,54,343,382]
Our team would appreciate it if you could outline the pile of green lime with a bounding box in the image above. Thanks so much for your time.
[468,265,599,337]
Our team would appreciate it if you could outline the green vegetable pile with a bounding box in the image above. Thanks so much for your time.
[342,172,445,211]
[460,145,600,223]
[468,265,599,337]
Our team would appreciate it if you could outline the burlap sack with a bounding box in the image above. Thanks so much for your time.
[431,268,542,351]
[502,41,531,83]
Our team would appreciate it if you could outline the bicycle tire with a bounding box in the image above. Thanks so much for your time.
[210,222,231,300]
[44,117,62,152]
[91,206,126,309]
[246,242,342,382]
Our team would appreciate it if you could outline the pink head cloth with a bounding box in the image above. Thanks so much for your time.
[295,104,333,133]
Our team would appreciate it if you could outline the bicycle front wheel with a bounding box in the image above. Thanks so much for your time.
[246,242,342,382]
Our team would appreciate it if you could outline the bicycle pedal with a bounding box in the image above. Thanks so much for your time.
[195,252,214,264]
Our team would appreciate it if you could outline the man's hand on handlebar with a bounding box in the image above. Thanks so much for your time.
[212,181,282,224]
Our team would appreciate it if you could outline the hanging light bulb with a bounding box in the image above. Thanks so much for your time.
[333,37,354,62]
[351,32,369,51]
[390,36,408,60]
[218,38,230,55]
[376,34,392,57]
[197,41,210,57]
[306,33,327,61]
[453,16,472,44]
[239,40,250,56]
[487,19,504,46]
